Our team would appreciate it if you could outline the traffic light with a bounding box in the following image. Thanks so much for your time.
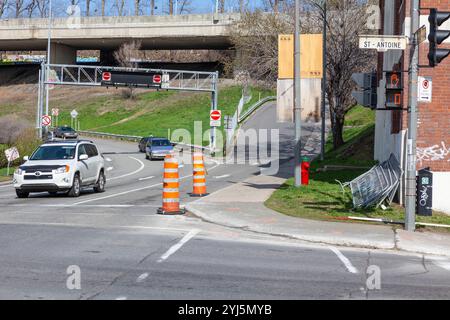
[385,72,403,108]
[428,8,450,67]
[351,72,377,109]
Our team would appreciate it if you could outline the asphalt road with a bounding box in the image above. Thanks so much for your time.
[0,103,449,300]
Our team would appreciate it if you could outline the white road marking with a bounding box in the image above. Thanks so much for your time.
[138,176,155,181]
[136,273,149,283]
[105,157,113,162]
[116,296,127,300]
[109,156,145,181]
[214,174,230,179]
[158,229,200,263]
[329,247,359,274]
[106,167,114,172]
[71,162,220,206]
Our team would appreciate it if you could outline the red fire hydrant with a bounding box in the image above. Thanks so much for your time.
[301,157,310,185]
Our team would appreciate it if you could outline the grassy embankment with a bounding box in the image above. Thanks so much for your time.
[54,85,274,146]
[265,106,450,232]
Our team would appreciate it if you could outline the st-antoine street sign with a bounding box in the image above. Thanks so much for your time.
[359,35,408,52]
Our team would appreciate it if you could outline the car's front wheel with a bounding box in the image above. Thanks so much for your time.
[94,171,106,193]
[67,174,81,197]
[16,189,29,199]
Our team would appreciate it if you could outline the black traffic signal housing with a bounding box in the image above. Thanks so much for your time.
[351,72,377,109]
[385,72,403,108]
[428,8,450,67]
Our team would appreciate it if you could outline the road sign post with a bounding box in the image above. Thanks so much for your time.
[4,147,19,176]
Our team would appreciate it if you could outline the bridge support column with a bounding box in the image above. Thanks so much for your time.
[50,43,77,65]
[100,50,116,66]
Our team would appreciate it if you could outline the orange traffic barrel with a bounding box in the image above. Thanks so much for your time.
[190,150,208,197]
[157,154,185,215]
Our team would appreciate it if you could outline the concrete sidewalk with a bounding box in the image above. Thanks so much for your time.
[186,174,450,257]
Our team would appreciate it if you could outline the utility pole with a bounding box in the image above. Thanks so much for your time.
[44,0,52,139]
[320,1,327,161]
[405,0,419,232]
[294,0,302,187]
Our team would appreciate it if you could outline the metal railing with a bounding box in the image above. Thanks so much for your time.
[238,96,276,123]
[78,130,211,153]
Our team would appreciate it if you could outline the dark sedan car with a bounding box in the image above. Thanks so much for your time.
[138,137,152,153]
[54,126,78,139]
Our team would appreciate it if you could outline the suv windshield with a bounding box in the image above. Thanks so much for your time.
[30,145,76,160]
[60,127,75,132]
[152,139,171,147]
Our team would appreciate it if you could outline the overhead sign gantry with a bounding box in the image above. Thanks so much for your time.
[36,63,219,150]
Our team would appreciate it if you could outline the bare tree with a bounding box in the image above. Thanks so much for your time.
[168,0,173,15]
[134,0,140,15]
[113,40,143,98]
[178,0,191,14]
[12,0,29,17]
[35,0,49,17]
[113,0,125,16]
[0,0,8,18]
[150,0,155,15]
[218,0,225,13]
[86,0,90,16]
[232,0,375,148]
[309,0,376,148]
[230,8,296,86]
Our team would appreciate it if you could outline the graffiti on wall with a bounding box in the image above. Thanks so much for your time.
[416,141,450,164]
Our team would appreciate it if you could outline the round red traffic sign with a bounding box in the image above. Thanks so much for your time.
[102,72,111,81]
[42,115,52,127]
[153,74,162,84]
[422,80,429,89]
[210,110,221,121]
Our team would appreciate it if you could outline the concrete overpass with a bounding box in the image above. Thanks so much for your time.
[0,13,238,64]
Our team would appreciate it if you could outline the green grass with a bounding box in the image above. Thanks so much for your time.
[266,106,450,232]
[51,86,270,147]
[0,166,15,182]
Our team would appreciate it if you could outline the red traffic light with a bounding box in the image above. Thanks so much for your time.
[153,74,162,84]
[102,72,111,81]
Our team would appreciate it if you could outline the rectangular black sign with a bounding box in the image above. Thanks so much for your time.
[101,71,162,88]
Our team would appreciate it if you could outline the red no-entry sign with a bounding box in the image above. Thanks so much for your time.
[102,72,111,81]
[153,74,162,84]
[42,115,52,127]
[210,110,222,127]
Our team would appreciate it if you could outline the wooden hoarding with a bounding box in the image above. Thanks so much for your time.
[278,34,323,79]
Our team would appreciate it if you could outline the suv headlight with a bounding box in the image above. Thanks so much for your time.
[55,165,70,174]
[15,168,23,175]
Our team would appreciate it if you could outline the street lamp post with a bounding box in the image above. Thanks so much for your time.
[294,0,302,187]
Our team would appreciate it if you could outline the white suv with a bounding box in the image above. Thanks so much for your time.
[13,140,106,198]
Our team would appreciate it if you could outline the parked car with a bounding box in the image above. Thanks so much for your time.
[145,137,174,160]
[13,140,106,198]
[54,126,78,139]
[138,137,152,153]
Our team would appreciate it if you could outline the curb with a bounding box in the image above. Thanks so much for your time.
[185,203,450,258]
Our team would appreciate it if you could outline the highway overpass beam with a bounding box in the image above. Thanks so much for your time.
[50,43,77,65]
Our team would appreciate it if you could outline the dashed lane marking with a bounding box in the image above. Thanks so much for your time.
[138,176,155,181]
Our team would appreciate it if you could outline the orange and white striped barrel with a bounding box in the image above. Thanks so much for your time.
[158,154,184,215]
[191,150,208,197]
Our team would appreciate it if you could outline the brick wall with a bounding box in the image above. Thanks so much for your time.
[395,0,450,172]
